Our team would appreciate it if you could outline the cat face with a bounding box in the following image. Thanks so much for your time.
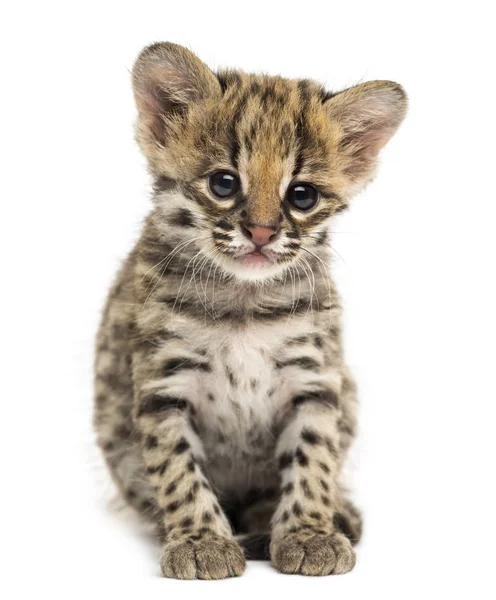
[132,43,406,282]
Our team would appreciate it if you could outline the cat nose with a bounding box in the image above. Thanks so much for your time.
[241,223,280,247]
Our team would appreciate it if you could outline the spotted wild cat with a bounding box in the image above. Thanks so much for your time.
[94,42,407,579]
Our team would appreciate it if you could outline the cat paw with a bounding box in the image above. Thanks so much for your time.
[160,535,246,580]
[271,531,356,576]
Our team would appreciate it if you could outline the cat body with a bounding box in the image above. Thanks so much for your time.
[94,42,406,579]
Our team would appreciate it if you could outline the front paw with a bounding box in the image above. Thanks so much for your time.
[271,531,356,576]
[160,534,246,580]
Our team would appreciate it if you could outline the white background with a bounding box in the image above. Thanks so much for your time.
[1,1,495,598]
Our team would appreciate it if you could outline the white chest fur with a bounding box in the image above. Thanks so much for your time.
[157,314,320,496]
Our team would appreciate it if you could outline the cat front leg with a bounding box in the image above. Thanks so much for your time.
[134,386,245,579]
[270,388,356,576]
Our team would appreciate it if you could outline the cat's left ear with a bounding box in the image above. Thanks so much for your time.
[324,80,407,181]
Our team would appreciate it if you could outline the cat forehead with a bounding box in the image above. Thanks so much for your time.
[215,72,335,141]
[188,72,341,177]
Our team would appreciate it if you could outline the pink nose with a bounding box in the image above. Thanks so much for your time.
[241,224,280,247]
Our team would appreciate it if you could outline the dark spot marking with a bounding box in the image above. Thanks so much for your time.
[320,479,330,492]
[315,229,328,246]
[180,517,193,528]
[162,357,211,378]
[226,366,237,387]
[325,437,338,457]
[301,428,322,445]
[138,395,188,417]
[309,511,322,520]
[292,502,303,517]
[202,511,213,523]
[276,357,320,370]
[114,424,132,439]
[159,460,169,475]
[281,510,290,523]
[282,482,294,495]
[213,231,232,241]
[300,478,314,499]
[321,495,331,507]
[217,219,235,231]
[278,452,293,470]
[146,459,170,475]
[292,389,339,409]
[319,461,331,474]
[165,501,181,513]
[145,435,158,449]
[140,499,154,512]
[285,242,300,251]
[154,175,176,192]
[295,447,309,467]
[169,208,196,228]
[165,482,177,495]
[199,526,212,535]
[174,437,190,454]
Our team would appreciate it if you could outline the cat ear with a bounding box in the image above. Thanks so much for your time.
[324,81,407,181]
[132,42,221,145]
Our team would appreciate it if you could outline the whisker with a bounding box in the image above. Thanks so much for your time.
[139,236,208,316]
[173,250,205,313]
[300,247,334,329]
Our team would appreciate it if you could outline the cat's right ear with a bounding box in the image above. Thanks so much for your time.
[132,42,221,146]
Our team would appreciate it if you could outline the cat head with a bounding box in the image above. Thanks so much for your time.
[132,42,407,282]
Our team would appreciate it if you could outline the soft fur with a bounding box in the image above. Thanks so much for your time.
[94,42,406,579]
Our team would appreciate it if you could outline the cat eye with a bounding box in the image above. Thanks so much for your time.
[287,183,319,211]
[209,171,240,199]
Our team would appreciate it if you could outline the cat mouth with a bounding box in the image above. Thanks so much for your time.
[237,250,271,267]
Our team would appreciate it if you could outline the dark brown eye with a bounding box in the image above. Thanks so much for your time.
[287,183,319,211]
[209,171,240,199]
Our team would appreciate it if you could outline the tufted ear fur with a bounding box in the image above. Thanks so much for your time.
[132,42,221,147]
[324,80,407,182]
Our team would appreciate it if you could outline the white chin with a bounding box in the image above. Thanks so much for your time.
[221,257,287,282]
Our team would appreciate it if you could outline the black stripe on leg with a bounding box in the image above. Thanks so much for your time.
[291,389,339,409]
[275,357,320,370]
[301,428,322,445]
[278,452,293,470]
[138,395,188,417]
[162,357,211,377]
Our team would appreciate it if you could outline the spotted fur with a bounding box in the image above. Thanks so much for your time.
[94,42,407,579]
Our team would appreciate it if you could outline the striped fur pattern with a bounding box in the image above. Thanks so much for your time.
[94,43,406,579]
